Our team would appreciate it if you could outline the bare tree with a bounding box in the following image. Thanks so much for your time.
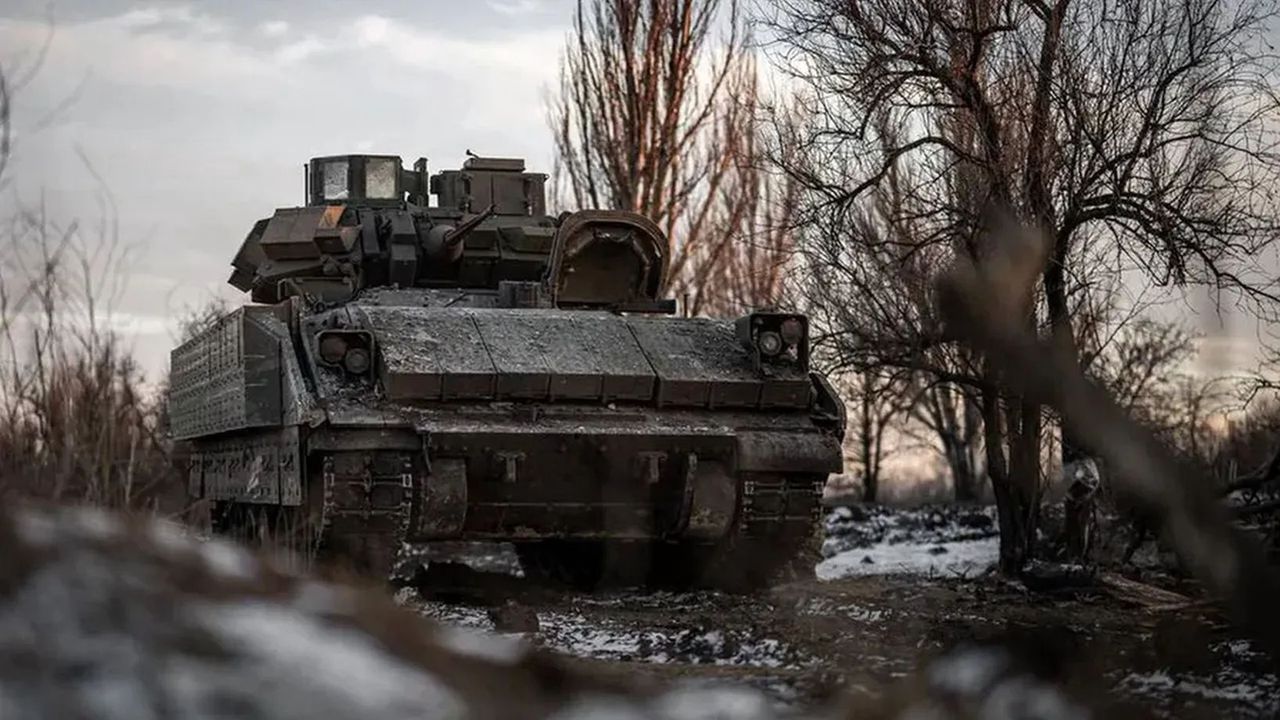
[915,380,986,502]
[549,0,797,315]
[836,369,908,502]
[764,0,1280,572]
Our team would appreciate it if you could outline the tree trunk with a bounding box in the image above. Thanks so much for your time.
[981,387,1014,572]
[946,391,984,502]
[962,391,985,499]
[928,384,984,502]
[983,365,1040,575]
[1045,235,1097,562]
[949,438,980,503]
[861,470,878,504]
[1004,396,1042,573]
[986,0,1063,572]
[860,389,878,502]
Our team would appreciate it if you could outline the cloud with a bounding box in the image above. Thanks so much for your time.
[103,312,178,337]
[259,20,290,38]
[350,13,561,78]
[488,0,544,15]
[0,9,276,91]
[1194,335,1263,375]
[0,9,563,96]
[340,14,564,138]
[6,311,176,338]
[354,15,391,45]
[115,6,228,38]
[274,35,325,64]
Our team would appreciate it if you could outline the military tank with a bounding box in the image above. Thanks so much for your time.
[169,153,845,588]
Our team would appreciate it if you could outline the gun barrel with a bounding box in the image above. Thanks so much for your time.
[443,204,498,247]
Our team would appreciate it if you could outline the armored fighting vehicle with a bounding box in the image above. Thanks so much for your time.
[170,153,845,588]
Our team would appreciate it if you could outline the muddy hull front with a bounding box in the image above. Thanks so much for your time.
[302,405,838,545]
[176,302,843,552]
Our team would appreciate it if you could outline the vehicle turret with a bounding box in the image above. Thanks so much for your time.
[226,154,675,313]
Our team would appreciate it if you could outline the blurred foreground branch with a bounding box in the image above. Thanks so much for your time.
[936,216,1280,665]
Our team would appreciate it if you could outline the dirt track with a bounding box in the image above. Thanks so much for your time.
[397,534,1278,719]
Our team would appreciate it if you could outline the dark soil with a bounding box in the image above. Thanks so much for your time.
[400,543,1278,719]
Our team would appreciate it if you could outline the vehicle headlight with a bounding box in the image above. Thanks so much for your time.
[343,346,371,375]
[735,312,809,370]
[315,330,375,376]
[757,330,784,357]
[318,334,349,365]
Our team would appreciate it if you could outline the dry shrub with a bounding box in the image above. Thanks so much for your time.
[0,195,180,514]
[0,335,174,511]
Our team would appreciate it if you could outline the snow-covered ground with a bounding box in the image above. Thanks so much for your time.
[1119,669,1279,714]
[402,591,809,671]
[394,504,1279,718]
[1113,638,1280,717]
[817,537,999,580]
[538,613,807,669]
[817,505,1000,580]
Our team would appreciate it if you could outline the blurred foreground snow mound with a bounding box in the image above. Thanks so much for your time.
[819,505,999,580]
[0,506,798,720]
[0,505,1094,719]
[0,507,468,720]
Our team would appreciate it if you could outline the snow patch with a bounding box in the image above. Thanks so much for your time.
[435,625,527,663]
[13,511,57,547]
[392,586,419,607]
[547,695,652,720]
[822,504,998,558]
[651,685,780,720]
[927,646,1009,696]
[66,507,120,541]
[1119,668,1280,713]
[549,685,780,720]
[290,581,353,616]
[797,597,886,623]
[981,676,1090,720]
[147,519,194,553]
[188,600,469,718]
[413,599,495,630]
[1214,638,1266,661]
[816,537,998,580]
[538,613,804,669]
[198,540,256,580]
[915,646,1090,720]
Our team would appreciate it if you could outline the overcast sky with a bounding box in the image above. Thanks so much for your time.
[2,0,1274,384]
[1,0,576,377]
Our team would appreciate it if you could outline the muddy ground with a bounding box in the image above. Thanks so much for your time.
[392,507,1279,718]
